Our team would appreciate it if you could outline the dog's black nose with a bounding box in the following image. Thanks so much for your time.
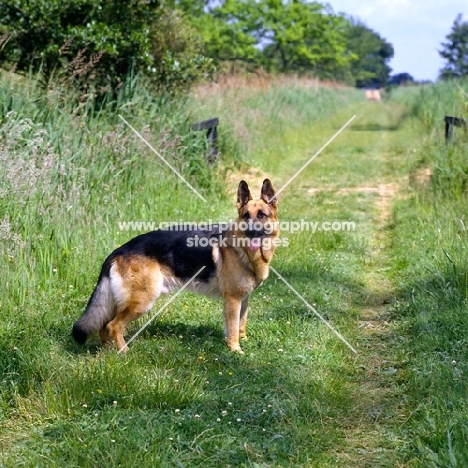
[242,219,265,238]
[245,229,264,239]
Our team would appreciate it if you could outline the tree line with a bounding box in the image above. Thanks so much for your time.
[0,0,397,93]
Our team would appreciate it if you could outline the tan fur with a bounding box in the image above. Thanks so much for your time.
[104,255,163,352]
[215,196,279,352]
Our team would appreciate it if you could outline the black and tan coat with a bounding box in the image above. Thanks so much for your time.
[72,179,279,354]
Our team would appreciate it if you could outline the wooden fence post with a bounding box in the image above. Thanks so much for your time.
[444,115,466,145]
[190,117,219,162]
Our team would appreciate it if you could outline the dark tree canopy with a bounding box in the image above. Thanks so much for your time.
[388,73,415,86]
[345,19,394,88]
[0,0,213,93]
[439,14,468,79]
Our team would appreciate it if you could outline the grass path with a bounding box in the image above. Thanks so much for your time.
[338,110,408,465]
[247,99,421,465]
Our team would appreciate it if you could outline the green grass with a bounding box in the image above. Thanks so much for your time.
[3,72,468,466]
[385,79,468,467]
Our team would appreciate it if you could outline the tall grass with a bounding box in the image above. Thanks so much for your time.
[0,72,227,307]
[188,75,363,174]
[0,72,231,464]
[388,79,468,466]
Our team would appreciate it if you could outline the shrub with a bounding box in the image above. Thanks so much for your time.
[0,0,214,95]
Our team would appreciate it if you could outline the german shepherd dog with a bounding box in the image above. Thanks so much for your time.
[72,179,279,354]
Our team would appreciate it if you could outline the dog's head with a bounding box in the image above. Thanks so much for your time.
[235,179,279,252]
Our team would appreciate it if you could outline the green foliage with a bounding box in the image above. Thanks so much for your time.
[439,14,468,79]
[404,77,468,130]
[261,2,351,77]
[149,9,216,90]
[388,73,415,87]
[0,0,213,93]
[188,1,394,86]
[345,18,394,88]
[187,0,354,79]
[0,0,395,91]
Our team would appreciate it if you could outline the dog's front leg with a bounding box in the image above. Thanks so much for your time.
[223,293,244,353]
[239,296,249,340]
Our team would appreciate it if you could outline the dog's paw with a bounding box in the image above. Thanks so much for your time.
[227,342,244,354]
[116,344,129,354]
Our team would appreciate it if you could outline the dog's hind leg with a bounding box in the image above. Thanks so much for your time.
[99,323,113,346]
[106,256,162,352]
[239,296,249,340]
[106,302,155,353]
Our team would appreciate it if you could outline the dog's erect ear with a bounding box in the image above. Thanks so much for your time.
[260,179,277,208]
[237,180,252,209]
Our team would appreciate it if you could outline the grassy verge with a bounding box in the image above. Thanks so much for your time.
[387,79,468,466]
[0,72,232,466]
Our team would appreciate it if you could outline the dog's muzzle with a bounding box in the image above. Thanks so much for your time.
[242,222,266,252]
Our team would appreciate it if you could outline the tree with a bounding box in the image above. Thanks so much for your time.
[0,0,212,93]
[345,19,393,88]
[260,1,351,77]
[0,0,396,91]
[191,0,353,78]
[175,2,395,86]
[387,73,415,86]
[439,14,468,79]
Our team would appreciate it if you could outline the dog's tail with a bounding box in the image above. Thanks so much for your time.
[72,273,115,345]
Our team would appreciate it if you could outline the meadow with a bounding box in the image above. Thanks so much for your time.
[1,72,468,466]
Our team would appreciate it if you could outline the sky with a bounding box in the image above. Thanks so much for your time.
[328,0,467,82]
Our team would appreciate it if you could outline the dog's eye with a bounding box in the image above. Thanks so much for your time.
[243,212,250,220]
[257,211,265,219]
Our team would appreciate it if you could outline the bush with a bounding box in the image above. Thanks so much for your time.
[0,0,214,95]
